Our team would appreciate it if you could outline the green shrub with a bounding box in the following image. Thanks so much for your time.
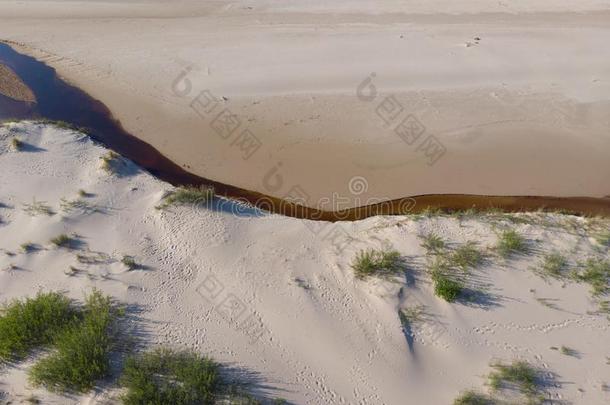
[120,348,219,405]
[350,249,403,279]
[29,290,120,393]
[0,292,77,362]
[496,229,526,258]
[156,186,215,209]
[432,273,463,302]
[429,259,463,302]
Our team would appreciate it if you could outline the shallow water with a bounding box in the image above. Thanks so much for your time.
[0,42,609,217]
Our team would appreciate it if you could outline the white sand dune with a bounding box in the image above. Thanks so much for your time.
[1,0,609,209]
[0,122,608,404]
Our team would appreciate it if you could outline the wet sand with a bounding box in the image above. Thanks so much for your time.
[0,1,609,212]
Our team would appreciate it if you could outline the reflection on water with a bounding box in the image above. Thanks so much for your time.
[0,42,608,217]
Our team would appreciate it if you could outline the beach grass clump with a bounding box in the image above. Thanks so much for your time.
[453,390,493,405]
[488,361,542,403]
[420,232,445,254]
[156,185,215,209]
[496,229,527,258]
[429,259,463,302]
[432,272,463,302]
[20,242,39,254]
[398,305,425,328]
[572,258,609,296]
[539,252,567,277]
[99,151,121,174]
[0,292,77,362]
[59,197,98,214]
[120,348,219,405]
[10,137,24,151]
[450,242,483,271]
[351,249,403,279]
[559,346,578,357]
[50,234,75,249]
[29,290,120,393]
[121,255,137,270]
[22,199,54,216]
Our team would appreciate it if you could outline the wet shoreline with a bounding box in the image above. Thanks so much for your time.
[1,41,609,218]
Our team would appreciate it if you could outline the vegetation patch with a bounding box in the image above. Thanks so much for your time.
[398,305,425,328]
[496,229,527,258]
[120,348,219,405]
[10,137,23,151]
[20,242,40,253]
[572,258,609,296]
[156,185,215,209]
[50,234,76,249]
[351,249,404,279]
[420,232,445,255]
[488,360,543,404]
[538,252,567,278]
[0,292,77,362]
[450,242,483,271]
[429,259,463,302]
[121,255,138,270]
[99,151,121,174]
[22,199,54,216]
[59,198,99,215]
[453,390,493,405]
[29,290,121,393]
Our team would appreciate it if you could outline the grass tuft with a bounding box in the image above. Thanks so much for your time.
[450,242,483,271]
[572,258,609,296]
[20,242,39,254]
[99,151,121,174]
[539,252,567,277]
[420,233,445,254]
[496,229,527,258]
[50,234,75,249]
[429,259,463,302]
[453,390,493,405]
[120,348,219,405]
[10,137,23,151]
[0,292,77,362]
[22,199,54,216]
[398,305,424,328]
[121,255,137,270]
[350,249,403,279]
[156,185,215,209]
[488,360,541,402]
[29,290,120,393]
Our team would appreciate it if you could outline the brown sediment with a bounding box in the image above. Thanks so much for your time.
[0,41,609,218]
[0,62,35,103]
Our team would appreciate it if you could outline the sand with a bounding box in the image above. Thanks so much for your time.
[0,63,35,103]
[0,122,609,404]
[0,0,609,210]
